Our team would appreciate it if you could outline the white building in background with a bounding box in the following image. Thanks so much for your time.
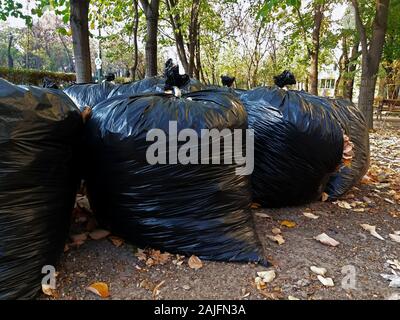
[318,64,339,97]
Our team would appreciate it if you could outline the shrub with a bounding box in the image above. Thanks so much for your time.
[0,67,76,87]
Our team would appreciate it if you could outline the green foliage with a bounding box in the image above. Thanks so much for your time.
[0,0,32,25]
[0,66,75,85]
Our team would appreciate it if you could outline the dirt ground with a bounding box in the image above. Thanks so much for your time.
[41,121,400,300]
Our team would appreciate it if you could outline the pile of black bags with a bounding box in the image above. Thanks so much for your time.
[0,69,370,298]
[84,90,264,263]
[0,79,82,299]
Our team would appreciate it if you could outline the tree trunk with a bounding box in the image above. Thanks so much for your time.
[352,0,390,129]
[131,0,139,81]
[309,4,323,96]
[194,27,201,80]
[166,0,189,73]
[343,39,359,101]
[70,0,92,83]
[7,34,13,68]
[59,34,75,72]
[140,0,160,77]
[188,0,200,77]
[359,75,377,128]
[335,36,348,97]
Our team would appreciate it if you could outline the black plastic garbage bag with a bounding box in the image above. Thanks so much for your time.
[84,90,265,263]
[108,77,206,98]
[241,87,343,207]
[273,70,296,88]
[64,81,116,110]
[0,79,82,299]
[325,98,369,198]
[289,93,369,199]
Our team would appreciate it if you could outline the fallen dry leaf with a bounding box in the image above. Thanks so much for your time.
[70,233,87,243]
[87,282,110,298]
[288,295,300,300]
[42,284,58,297]
[188,255,203,270]
[317,275,334,287]
[152,280,165,298]
[89,229,111,240]
[280,220,296,228]
[387,259,400,270]
[251,202,261,209]
[314,233,340,247]
[310,266,327,276]
[255,212,271,218]
[255,277,266,290]
[257,270,276,283]
[272,228,281,235]
[108,236,124,247]
[360,224,385,240]
[321,192,329,202]
[303,212,319,219]
[135,248,147,261]
[333,200,352,209]
[381,271,400,288]
[384,198,396,204]
[267,234,285,245]
[389,234,400,243]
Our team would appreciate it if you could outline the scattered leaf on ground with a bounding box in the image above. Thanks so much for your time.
[188,255,203,270]
[251,202,261,209]
[272,228,281,235]
[310,266,327,276]
[314,233,340,247]
[281,220,296,228]
[70,233,87,243]
[257,270,276,283]
[89,229,111,240]
[152,280,165,298]
[317,275,334,287]
[42,284,57,297]
[255,212,271,218]
[108,236,124,247]
[303,212,319,219]
[254,277,266,290]
[288,296,300,300]
[267,234,285,245]
[333,200,352,209]
[360,224,385,240]
[381,272,400,288]
[321,192,329,202]
[387,260,400,270]
[389,234,400,243]
[87,282,110,298]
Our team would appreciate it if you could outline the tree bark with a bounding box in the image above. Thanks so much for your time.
[352,0,390,129]
[59,34,75,72]
[70,0,92,83]
[188,0,200,77]
[7,33,13,68]
[194,26,201,80]
[343,39,360,101]
[140,0,160,77]
[131,0,139,81]
[309,4,323,96]
[166,0,189,72]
